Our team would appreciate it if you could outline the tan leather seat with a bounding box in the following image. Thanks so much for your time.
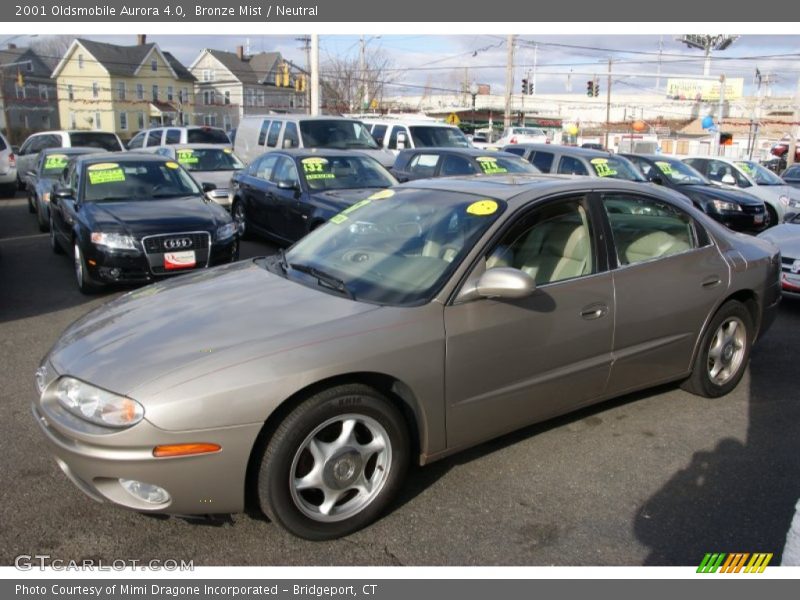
[621,231,690,264]
[514,221,590,285]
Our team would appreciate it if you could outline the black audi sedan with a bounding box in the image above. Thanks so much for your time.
[48,153,238,293]
[230,149,397,245]
[622,154,768,232]
[391,147,538,182]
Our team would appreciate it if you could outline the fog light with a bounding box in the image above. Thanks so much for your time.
[109,268,121,279]
[119,479,170,504]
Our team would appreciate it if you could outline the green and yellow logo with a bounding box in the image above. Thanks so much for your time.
[697,552,773,573]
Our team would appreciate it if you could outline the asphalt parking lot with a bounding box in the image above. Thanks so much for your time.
[1,192,799,566]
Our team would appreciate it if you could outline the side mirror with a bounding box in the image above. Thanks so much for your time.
[26,170,36,178]
[395,173,409,183]
[647,172,664,185]
[721,174,736,185]
[201,182,217,193]
[282,139,294,149]
[51,184,74,204]
[396,132,407,150]
[276,179,299,191]
[456,267,536,303]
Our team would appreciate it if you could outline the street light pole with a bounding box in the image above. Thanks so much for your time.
[470,81,479,133]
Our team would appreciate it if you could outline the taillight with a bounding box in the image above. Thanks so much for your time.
[9,153,15,167]
[510,137,517,144]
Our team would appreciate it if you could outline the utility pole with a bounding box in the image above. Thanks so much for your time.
[296,36,311,113]
[788,76,800,167]
[715,74,726,156]
[310,34,320,116]
[532,43,538,95]
[504,34,514,130]
[604,58,612,150]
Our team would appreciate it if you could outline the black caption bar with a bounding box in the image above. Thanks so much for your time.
[3,0,800,22]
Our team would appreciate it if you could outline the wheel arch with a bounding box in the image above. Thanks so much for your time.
[690,289,759,367]
[243,371,424,513]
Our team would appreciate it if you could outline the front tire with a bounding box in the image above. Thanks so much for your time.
[682,300,753,398]
[74,242,101,294]
[232,201,251,240]
[49,215,64,254]
[257,384,409,540]
[765,204,778,228]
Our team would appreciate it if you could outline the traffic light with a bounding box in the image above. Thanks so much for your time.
[593,80,600,97]
[586,80,594,97]
[521,78,529,95]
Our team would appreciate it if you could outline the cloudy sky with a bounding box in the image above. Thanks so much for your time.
[12,33,800,97]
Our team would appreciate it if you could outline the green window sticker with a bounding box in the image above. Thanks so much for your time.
[44,155,69,171]
[655,161,673,175]
[176,149,199,164]
[301,157,330,173]
[476,156,508,174]
[590,158,617,177]
[341,199,372,215]
[88,168,126,185]
[329,214,348,225]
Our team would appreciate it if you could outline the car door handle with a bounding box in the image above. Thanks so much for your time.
[580,303,608,320]
[702,276,722,288]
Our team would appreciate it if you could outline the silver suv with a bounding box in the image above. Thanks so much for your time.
[0,132,17,197]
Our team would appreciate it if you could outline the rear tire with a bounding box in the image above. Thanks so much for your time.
[257,384,409,540]
[682,300,753,398]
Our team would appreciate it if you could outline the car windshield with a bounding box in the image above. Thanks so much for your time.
[588,156,646,181]
[408,126,471,148]
[174,148,244,171]
[81,160,201,202]
[512,128,546,136]
[651,158,708,185]
[282,188,505,305]
[300,155,397,190]
[186,128,230,144]
[40,153,72,177]
[68,132,122,151]
[299,120,379,150]
[735,161,785,185]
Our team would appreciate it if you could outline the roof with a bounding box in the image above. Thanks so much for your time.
[74,152,170,165]
[397,148,521,158]
[504,143,616,158]
[52,39,194,82]
[201,49,281,85]
[40,146,104,156]
[0,47,52,79]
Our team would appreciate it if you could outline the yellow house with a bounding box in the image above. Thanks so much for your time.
[52,36,196,140]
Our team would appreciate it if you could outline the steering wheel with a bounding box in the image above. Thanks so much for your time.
[438,245,461,262]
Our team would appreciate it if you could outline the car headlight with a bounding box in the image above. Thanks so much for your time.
[710,199,742,212]
[788,198,800,208]
[42,192,51,203]
[53,377,144,428]
[90,232,138,251]
[215,222,237,240]
[779,194,790,206]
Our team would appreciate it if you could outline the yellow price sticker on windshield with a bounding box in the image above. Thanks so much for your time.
[330,214,348,225]
[368,189,395,200]
[341,199,371,215]
[590,158,616,177]
[223,148,233,154]
[88,168,125,185]
[655,161,673,175]
[302,157,329,174]
[165,161,180,169]
[176,150,198,164]
[87,162,120,171]
[44,154,69,170]
[466,199,498,216]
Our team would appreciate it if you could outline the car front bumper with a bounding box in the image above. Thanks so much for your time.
[710,209,768,233]
[32,366,261,515]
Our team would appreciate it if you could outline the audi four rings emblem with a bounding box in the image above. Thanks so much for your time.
[164,238,192,250]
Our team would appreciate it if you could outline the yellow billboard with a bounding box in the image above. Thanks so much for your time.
[666,78,744,101]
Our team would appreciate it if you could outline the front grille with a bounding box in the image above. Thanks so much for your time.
[143,232,210,254]
[781,256,798,266]
[741,205,765,214]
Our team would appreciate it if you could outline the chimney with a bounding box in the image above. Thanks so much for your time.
[236,46,244,61]
[7,43,16,49]
[137,34,147,45]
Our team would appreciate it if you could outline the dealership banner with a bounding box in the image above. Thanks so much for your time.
[5,579,800,599]
[666,78,745,101]
[4,0,800,22]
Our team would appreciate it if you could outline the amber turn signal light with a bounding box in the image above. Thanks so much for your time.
[153,443,221,458]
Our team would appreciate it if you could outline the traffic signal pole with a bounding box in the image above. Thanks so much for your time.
[605,58,612,150]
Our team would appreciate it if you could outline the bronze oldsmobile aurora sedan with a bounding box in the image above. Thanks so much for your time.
[33,175,781,540]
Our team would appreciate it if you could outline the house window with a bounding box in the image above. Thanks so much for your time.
[119,112,128,131]
[246,88,255,106]
[92,82,99,98]
[136,84,144,100]
[224,91,230,105]
[181,112,190,125]
[223,115,231,130]
[203,90,214,106]
[203,69,215,82]
[23,115,30,129]
[78,54,84,69]
[204,114,217,127]
[67,84,74,101]
[69,112,77,128]
[117,81,126,100]
[151,58,158,72]
[152,85,158,101]
[39,85,48,100]
[42,115,51,128]
[15,83,24,99]
[167,86,173,101]
[181,88,189,103]
[257,91,265,107]
[94,112,101,130]
[137,112,145,129]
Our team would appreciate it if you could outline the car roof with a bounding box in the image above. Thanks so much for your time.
[400,174,670,204]
[41,146,104,155]
[241,115,358,122]
[265,148,384,159]
[504,144,615,158]
[73,152,171,165]
[163,143,233,150]
[398,148,522,158]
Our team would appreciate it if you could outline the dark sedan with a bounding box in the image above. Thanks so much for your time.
[392,148,538,182]
[26,147,103,231]
[623,154,768,232]
[230,149,397,245]
[48,153,238,293]
[781,164,800,189]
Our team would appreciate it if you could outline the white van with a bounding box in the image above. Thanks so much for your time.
[234,115,395,167]
[126,126,231,152]
[361,119,471,155]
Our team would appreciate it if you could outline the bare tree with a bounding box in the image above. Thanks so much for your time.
[30,35,74,71]
[320,47,400,113]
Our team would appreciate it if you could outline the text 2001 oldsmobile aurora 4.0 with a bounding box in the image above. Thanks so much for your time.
[33,176,781,540]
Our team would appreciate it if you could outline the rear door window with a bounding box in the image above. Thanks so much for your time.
[266,121,282,148]
[530,151,554,172]
[440,154,477,176]
[258,120,271,146]
[557,155,588,175]
[371,124,388,146]
[69,132,122,151]
[186,128,230,144]
[165,129,182,144]
[408,153,441,178]
[283,122,299,148]
[146,130,163,147]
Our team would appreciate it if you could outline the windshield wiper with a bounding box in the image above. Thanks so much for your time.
[289,262,355,299]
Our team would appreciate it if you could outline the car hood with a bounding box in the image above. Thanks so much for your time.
[189,170,237,189]
[758,224,800,257]
[679,183,763,206]
[46,260,381,397]
[86,196,227,236]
